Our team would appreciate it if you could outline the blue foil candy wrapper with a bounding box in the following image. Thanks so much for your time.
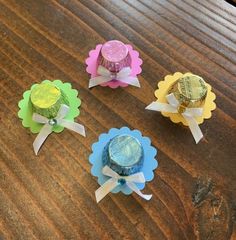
[102,134,144,176]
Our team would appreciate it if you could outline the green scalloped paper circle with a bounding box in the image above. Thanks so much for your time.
[18,80,81,134]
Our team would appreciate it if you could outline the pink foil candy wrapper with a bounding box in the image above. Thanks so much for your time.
[86,40,143,89]
[98,40,131,72]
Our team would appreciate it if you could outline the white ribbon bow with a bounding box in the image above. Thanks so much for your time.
[95,166,152,203]
[32,104,86,155]
[146,93,203,143]
[89,65,140,88]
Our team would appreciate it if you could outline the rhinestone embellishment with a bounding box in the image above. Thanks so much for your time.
[118,178,126,185]
[48,119,57,126]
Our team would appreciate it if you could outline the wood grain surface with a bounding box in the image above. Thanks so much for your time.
[0,0,236,239]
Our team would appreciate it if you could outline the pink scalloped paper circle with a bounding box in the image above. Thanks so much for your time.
[85,44,143,88]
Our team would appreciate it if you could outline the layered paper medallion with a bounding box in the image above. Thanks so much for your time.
[146,72,216,143]
[86,40,143,88]
[18,80,86,155]
[89,127,158,203]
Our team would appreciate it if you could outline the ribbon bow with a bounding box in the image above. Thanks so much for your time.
[146,93,203,143]
[95,166,152,203]
[89,65,140,88]
[32,104,86,155]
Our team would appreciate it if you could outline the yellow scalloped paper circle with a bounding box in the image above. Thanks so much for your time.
[154,72,216,126]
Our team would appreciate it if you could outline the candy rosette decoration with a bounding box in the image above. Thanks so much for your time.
[18,80,86,155]
[89,127,158,203]
[146,72,216,143]
[86,40,143,88]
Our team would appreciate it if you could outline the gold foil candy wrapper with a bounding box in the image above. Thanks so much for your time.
[168,74,207,109]
[30,82,69,119]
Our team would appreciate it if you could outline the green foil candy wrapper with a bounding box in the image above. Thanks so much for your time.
[30,82,69,118]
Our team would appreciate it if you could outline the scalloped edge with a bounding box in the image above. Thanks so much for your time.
[154,72,216,126]
[85,44,143,89]
[89,126,158,195]
[18,79,82,133]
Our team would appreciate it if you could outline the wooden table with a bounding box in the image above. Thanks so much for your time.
[0,0,235,239]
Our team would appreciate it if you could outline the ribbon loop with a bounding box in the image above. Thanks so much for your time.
[102,165,120,179]
[146,93,203,143]
[184,108,203,117]
[32,114,48,124]
[56,104,70,119]
[125,172,146,183]
[95,166,152,203]
[32,104,86,155]
[145,102,177,113]
[89,65,140,88]
[166,93,179,107]
[97,65,111,77]
[116,67,132,78]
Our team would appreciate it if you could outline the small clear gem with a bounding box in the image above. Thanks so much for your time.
[118,178,126,185]
[177,105,186,114]
[48,119,57,126]
[110,73,117,79]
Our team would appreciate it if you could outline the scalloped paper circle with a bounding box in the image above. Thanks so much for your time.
[18,80,81,133]
[154,72,216,126]
[85,44,143,88]
[89,127,158,195]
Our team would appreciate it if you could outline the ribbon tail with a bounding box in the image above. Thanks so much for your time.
[95,178,118,203]
[89,76,111,88]
[60,120,86,137]
[183,115,203,144]
[126,182,152,200]
[118,76,140,87]
[33,124,53,155]
[145,102,177,113]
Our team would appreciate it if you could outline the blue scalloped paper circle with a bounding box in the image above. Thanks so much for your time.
[89,127,158,195]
